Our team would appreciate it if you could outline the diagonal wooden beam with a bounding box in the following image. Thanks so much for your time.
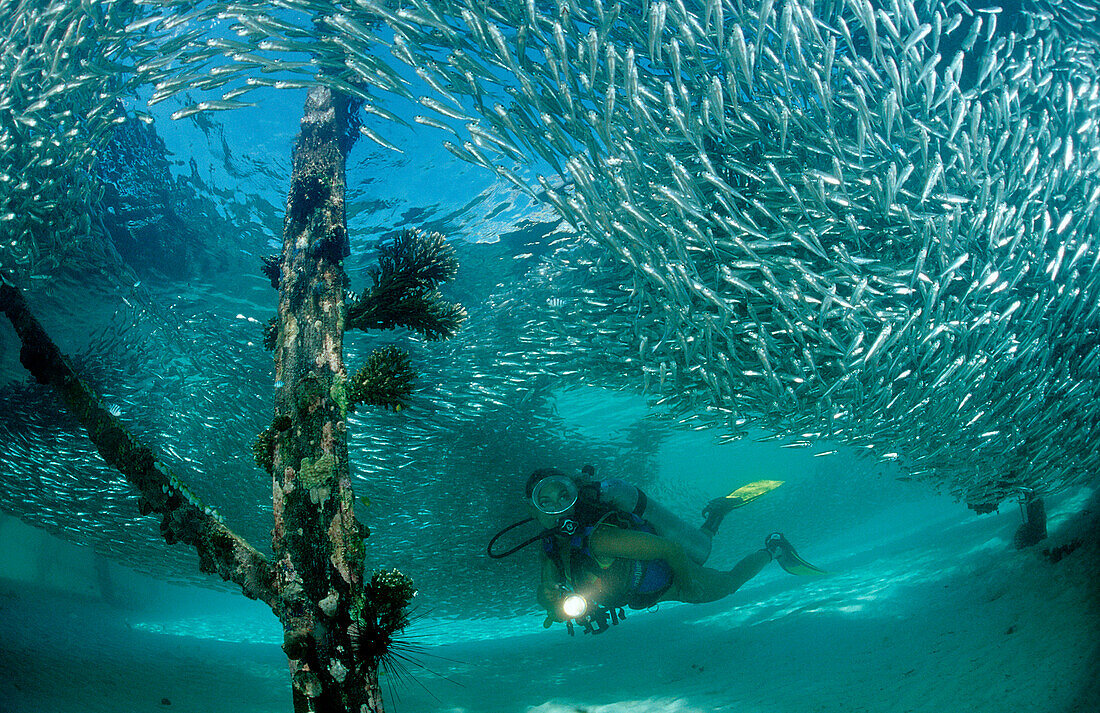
[0,279,280,612]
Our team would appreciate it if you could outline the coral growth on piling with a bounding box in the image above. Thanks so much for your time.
[346,229,467,341]
[348,346,415,411]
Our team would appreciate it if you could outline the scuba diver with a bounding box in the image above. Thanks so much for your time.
[488,466,825,635]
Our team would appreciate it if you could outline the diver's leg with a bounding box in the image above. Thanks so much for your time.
[664,548,772,604]
[599,480,714,563]
[726,548,772,588]
[701,497,745,536]
[700,507,726,536]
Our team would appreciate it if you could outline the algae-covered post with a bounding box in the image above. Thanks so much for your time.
[264,85,380,712]
[262,85,465,712]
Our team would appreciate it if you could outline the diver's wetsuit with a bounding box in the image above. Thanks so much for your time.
[542,512,675,610]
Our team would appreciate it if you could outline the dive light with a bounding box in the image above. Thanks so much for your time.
[561,592,588,619]
[556,589,624,636]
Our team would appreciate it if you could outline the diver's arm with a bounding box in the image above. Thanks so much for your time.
[588,527,694,584]
[536,552,565,615]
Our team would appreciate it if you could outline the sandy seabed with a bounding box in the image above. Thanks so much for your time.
[1,488,1097,713]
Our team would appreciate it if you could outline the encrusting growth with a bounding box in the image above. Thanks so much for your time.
[261,254,281,289]
[262,314,279,351]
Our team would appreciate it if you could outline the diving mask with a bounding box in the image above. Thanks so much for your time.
[530,475,579,515]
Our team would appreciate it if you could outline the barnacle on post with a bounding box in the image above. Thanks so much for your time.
[347,346,415,411]
[345,229,467,341]
[263,315,278,351]
[253,424,277,474]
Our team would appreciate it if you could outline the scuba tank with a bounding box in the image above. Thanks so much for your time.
[596,478,712,565]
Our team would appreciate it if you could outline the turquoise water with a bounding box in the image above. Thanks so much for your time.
[1,460,1096,712]
[1,1,1099,711]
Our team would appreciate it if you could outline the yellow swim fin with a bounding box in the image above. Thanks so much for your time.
[702,480,785,533]
[724,479,784,507]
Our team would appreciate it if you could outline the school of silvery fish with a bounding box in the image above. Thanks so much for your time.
[1,0,1099,599]
[360,0,1100,511]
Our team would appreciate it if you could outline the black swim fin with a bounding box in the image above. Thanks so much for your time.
[765,533,828,576]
